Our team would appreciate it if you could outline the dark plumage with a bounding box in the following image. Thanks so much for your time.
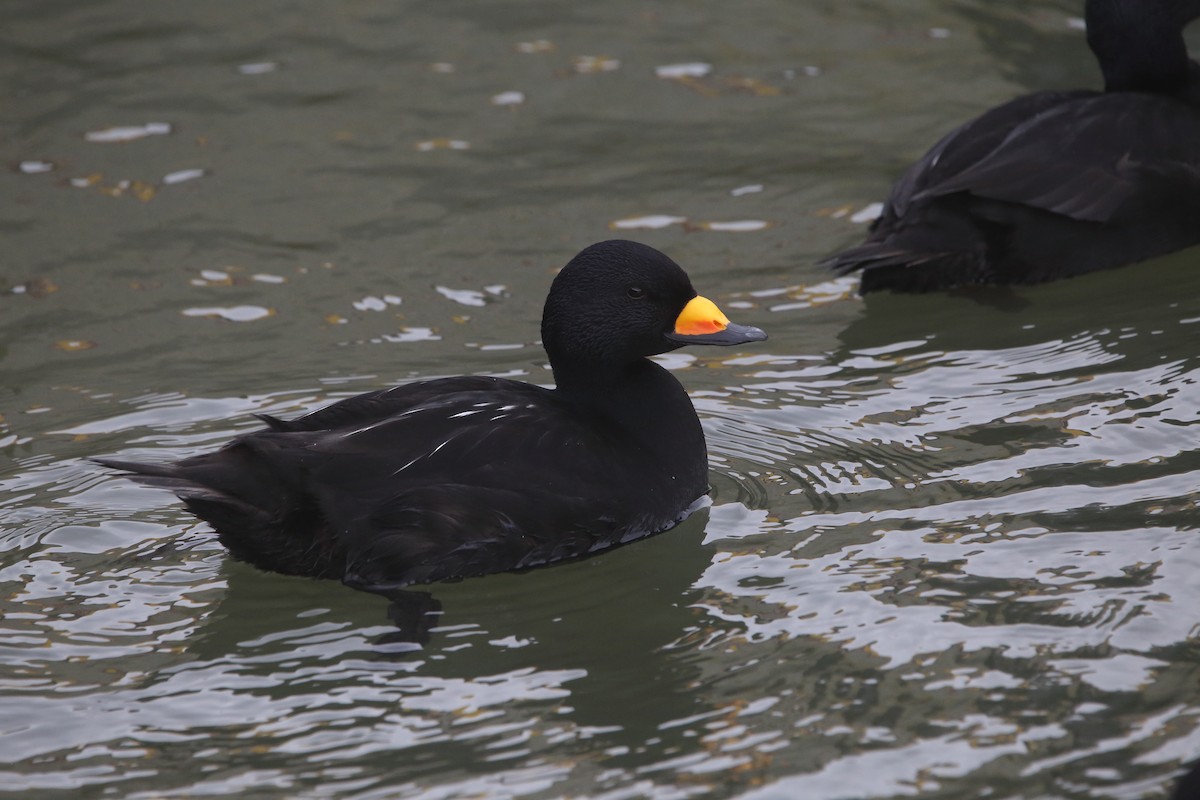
[822,0,1200,293]
[96,241,766,593]
[1174,761,1200,800]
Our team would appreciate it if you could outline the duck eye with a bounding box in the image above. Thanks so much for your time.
[627,286,645,300]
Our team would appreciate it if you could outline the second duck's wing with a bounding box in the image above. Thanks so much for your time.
[883,90,1089,221]
[911,91,1200,223]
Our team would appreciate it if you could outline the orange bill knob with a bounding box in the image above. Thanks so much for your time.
[666,295,767,346]
[673,296,730,336]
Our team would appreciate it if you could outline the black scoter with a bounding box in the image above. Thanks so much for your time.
[822,0,1200,293]
[96,240,767,593]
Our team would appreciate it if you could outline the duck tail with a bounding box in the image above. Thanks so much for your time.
[251,412,299,432]
[820,243,987,294]
[93,451,343,580]
[92,456,213,495]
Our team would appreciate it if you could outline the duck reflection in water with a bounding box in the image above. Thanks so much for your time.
[96,241,766,641]
[823,0,1200,293]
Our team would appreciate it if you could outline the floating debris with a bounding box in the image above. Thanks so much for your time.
[694,220,771,232]
[722,77,781,96]
[375,327,440,343]
[82,178,156,201]
[416,138,469,151]
[666,74,783,97]
[198,269,233,285]
[820,202,884,223]
[66,173,158,201]
[18,160,54,174]
[516,40,555,54]
[238,62,279,75]
[784,66,823,79]
[429,62,456,73]
[69,173,103,188]
[55,340,96,352]
[731,184,764,197]
[251,273,286,284]
[573,55,620,73]
[84,122,172,143]
[655,63,713,79]
[353,295,402,312]
[163,168,205,185]
[127,180,155,201]
[492,91,526,107]
[11,278,59,298]
[436,286,488,307]
[182,305,274,322]
[929,27,952,39]
[610,215,687,230]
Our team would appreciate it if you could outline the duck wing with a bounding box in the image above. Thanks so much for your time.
[884,90,1089,219]
[908,91,1200,223]
[295,383,678,590]
[102,377,692,590]
[253,375,510,433]
[821,92,1092,284]
[824,90,1200,290]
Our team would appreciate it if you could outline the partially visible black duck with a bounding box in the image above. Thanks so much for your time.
[96,241,766,594]
[1174,760,1200,800]
[822,0,1200,293]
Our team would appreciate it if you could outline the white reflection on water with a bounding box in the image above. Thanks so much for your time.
[2,308,1199,799]
[672,316,1200,797]
[690,524,1196,662]
[5,0,1199,793]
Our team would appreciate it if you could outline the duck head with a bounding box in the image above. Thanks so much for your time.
[540,240,766,381]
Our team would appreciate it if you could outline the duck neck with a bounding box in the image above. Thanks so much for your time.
[1086,0,1199,98]
[553,357,707,470]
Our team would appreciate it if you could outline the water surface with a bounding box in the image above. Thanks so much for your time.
[3,1,1199,798]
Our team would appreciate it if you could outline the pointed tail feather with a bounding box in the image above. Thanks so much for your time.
[93,454,341,579]
[92,456,214,496]
[820,244,986,293]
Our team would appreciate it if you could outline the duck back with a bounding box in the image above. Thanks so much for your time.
[99,368,709,592]
[823,0,1200,292]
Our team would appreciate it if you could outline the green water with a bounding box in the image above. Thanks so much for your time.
[3,1,1199,798]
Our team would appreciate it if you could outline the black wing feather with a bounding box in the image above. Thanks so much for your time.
[916,92,1200,222]
[822,89,1200,290]
[98,377,692,590]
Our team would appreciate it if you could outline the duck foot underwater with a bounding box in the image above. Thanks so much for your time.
[375,590,443,647]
